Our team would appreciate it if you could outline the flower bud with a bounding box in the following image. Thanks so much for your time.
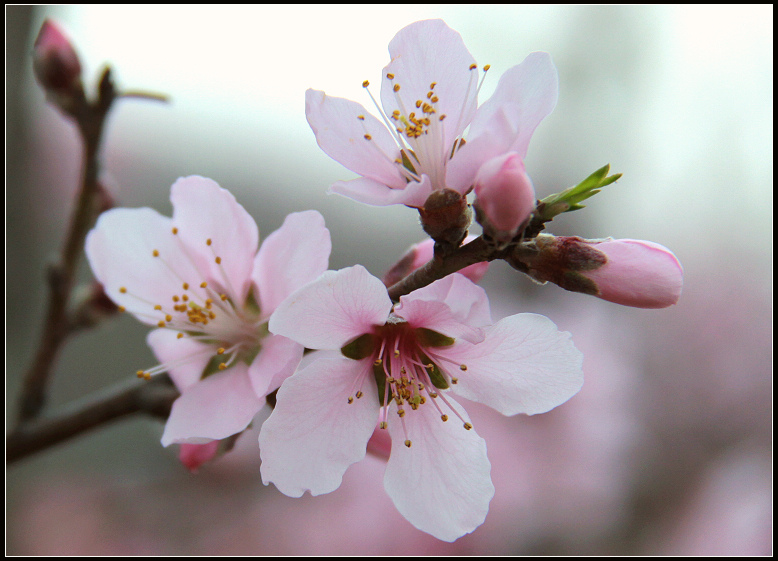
[473,152,536,247]
[33,20,82,95]
[382,236,490,287]
[418,188,471,251]
[178,441,220,473]
[521,235,683,308]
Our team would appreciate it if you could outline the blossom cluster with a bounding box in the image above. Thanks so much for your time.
[81,19,683,542]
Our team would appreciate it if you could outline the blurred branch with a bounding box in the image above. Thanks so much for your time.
[7,374,179,465]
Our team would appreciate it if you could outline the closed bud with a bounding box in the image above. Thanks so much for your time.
[473,152,535,248]
[418,189,471,252]
[33,20,82,95]
[519,235,683,308]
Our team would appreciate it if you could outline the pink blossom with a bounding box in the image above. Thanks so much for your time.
[473,152,535,244]
[178,441,219,473]
[306,19,557,208]
[32,19,82,93]
[261,266,583,541]
[85,176,331,446]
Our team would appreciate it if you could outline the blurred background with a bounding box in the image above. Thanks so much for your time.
[6,5,772,555]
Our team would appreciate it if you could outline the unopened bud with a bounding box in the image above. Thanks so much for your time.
[178,441,220,473]
[32,20,83,98]
[518,235,683,308]
[473,152,535,248]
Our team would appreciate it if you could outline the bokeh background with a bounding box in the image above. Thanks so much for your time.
[6,5,772,555]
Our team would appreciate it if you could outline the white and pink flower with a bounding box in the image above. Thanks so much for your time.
[85,176,331,447]
[305,19,557,210]
[260,265,583,541]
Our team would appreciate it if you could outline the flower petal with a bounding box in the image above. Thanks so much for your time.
[445,313,584,415]
[395,273,492,343]
[259,357,379,497]
[247,334,304,398]
[269,265,392,349]
[380,19,478,152]
[253,210,331,318]
[329,174,433,208]
[170,176,259,304]
[85,207,201,324]
[383,397,494,542]
[146,328,215,392]
[161,364,263,446]
[305,89,406,188]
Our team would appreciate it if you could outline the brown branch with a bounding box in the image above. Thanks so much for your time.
[7,374,179,464]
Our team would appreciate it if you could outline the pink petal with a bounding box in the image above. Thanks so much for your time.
[161,364,263,446]
[269,265,392,350]
[584,239,684,308]
[305,89,406,188]
[329,174,433,208]
[85,207,202,324]
[395,273,492,343]
[146,328,215,392]
[170,176,259,304]
[247,334,304,398]
[380,19,478,152]
[469,51,558,157]
[444,313,584,415]
[383,398,494,542]
[252,210,331,319]
[259,357,379,497]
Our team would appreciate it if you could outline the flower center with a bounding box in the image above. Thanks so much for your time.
[115,226,265,381]
[341,317,471,448]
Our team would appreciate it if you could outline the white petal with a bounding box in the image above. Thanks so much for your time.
[247,334,304,398]
[446,313,584,415]
[170,176,259,304]
[329,175,433,208]
[384,397,494,542]
[253,210,331,318]
[259,357,379,497]
[161,364,263,446]
[146,328,214,392]
[269,265,392,350]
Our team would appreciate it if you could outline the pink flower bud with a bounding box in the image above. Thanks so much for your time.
[474,152,536,245]
[178,441,220,473]
[582,238,683,308]
[32,20,82,94]
[382,236,489,287]
[526,235,683,308]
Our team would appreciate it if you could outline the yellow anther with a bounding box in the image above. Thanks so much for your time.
[451,377,458,384]
[426,91,432,99]
[379,421,388,429]
[348,396,354,404]
[362,80,370,88]
[200,282,208,288]
[430,82,437,89]
[177,332,184,339]
[144,372,151,380]
[217,347,225,354]
[136,370,145,378]
[119,287,127,294]
[206,238,212,246]
[483,64,491,72]
[374,358,382,366]
[364,134,372,140]
[117,306,125,312]
[460,364,467,371]
[397,408,406,417]
[393,84,401,92]
[415,100,422,108]
[220,294,228,301]
[441,414,448,422]
[152,249,159,257]
[208,311,216,319]
[464,422,473,430]
[386,73,394,79]
[219,363,227,370]
[430,96,439,103]
[357,115,365,120]
[404,439,412,448]
[154,304,162,311]
[215,256,222,264]
[157,321,166,328]
[172,227,178,234]
[182,294,189,302]
[182,282,189,290]
[172,295,179,302]
[439,114,447,121]
[394,349,400,357]
[165,314,172,322]
[469,63,477,70]
[355,391,363,399]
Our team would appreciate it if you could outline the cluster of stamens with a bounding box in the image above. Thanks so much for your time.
[118,227,262,381]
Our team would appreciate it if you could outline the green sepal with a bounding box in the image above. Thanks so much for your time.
[341,333,377,361]
[373,362,387,405]
[243,288,261,317]
[419,352,449,390]
[539,164,622,219]
[400,149,418,176]
[414,327,455,348]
